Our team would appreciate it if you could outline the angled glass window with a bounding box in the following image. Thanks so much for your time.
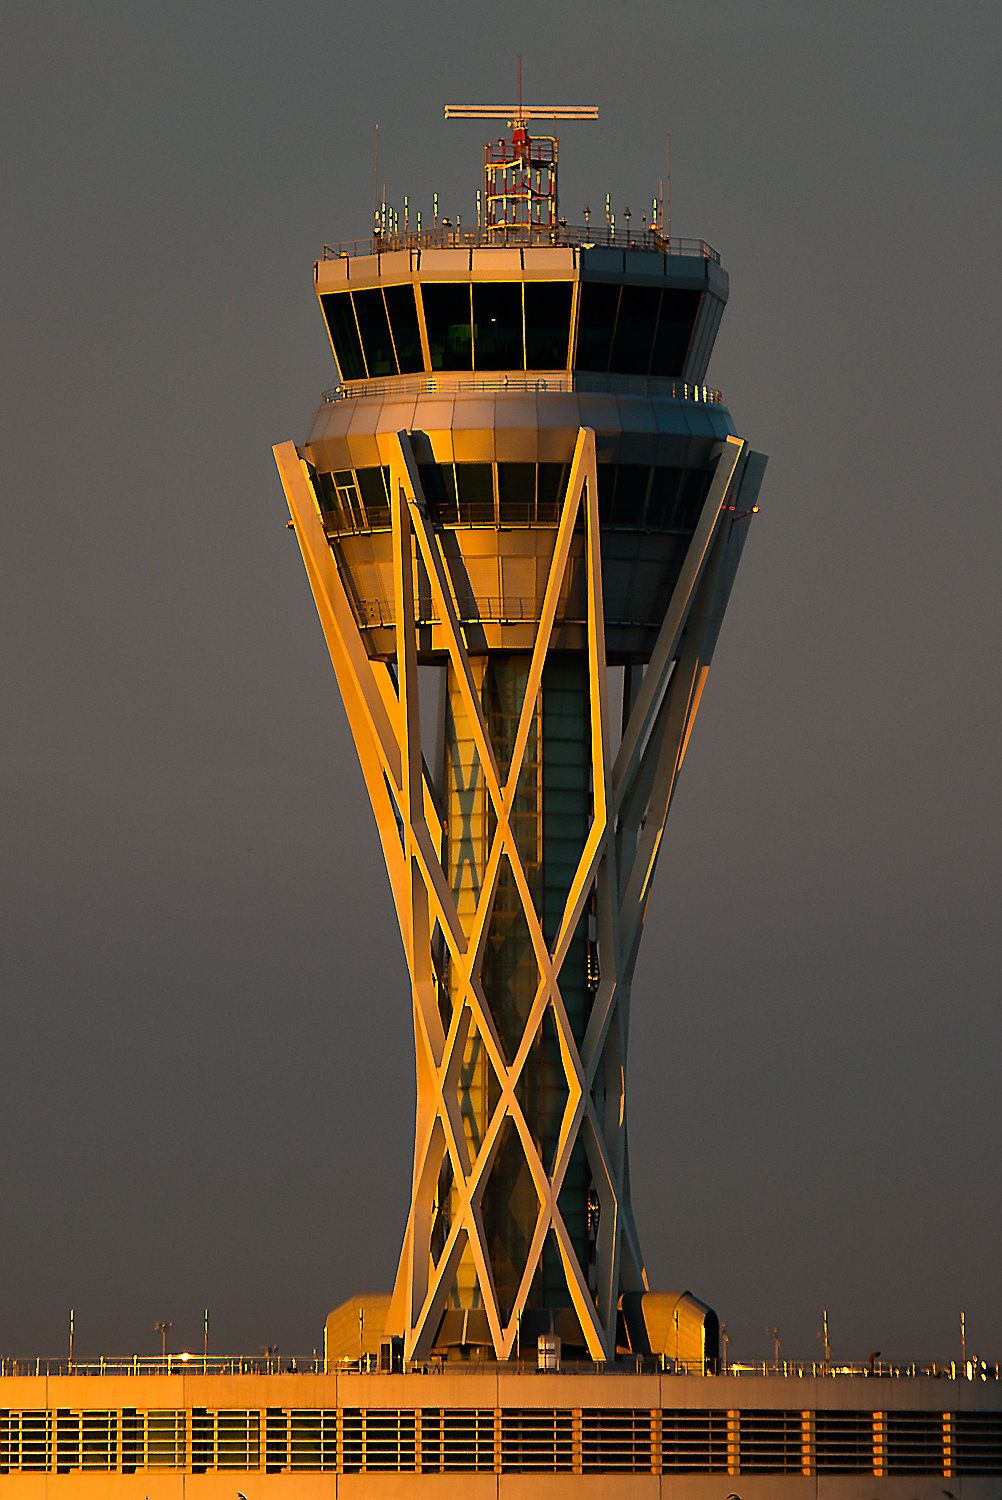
[524,282,573,368]
[650,289,702,375]
[334,470,363,531]
[356,466,391,529]
[320,293,365,381]
[314,469,364,533]
[537,463,569,521]
[610,285,661,374]
[676,466,711,530]
[498,463,536,523]
[384,284,423,373]
[646,466,686,529]
[352,287,396,376]
[423,283,473,370]
[596,464,651,527]
[597,463,616,526]
[575,282,620,372]
[455,462,495,523]
[612,464,651,526]
[313,469,338,515]
[472,281,524,369]
[417,463,459,525]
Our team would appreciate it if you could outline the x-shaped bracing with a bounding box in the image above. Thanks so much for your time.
[274,427,753,1363]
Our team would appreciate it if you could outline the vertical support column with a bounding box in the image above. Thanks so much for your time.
[572,1408,583,1476]
[727,1409,739,1477]
[801,1409,813,1477]
[942,1411,952,1479]
[872,1411,886,1478]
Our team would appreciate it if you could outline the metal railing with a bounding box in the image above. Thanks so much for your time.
[1,1352,996,1380]
[321,225,719,262]
[321,373,725,405]
[0,1353,320,1378]
[351,597,589,629]
[720,1359,1000,1380]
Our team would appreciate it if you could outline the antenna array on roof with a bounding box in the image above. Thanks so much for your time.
[444,104,599,121]
[445,94,598,240]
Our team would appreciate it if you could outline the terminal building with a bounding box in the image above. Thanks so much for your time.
[2,102,998,1494]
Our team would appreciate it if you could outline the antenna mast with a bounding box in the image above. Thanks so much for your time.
[445,79,597,241]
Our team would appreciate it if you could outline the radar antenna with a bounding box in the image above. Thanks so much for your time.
[445,67,597,240]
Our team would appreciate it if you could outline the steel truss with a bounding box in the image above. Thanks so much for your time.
[274,428,757,1362]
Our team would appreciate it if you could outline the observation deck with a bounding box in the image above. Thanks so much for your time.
[304,226,739,664]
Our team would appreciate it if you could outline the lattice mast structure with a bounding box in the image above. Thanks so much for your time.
[274,106,766,1365]
[444,90,597,238]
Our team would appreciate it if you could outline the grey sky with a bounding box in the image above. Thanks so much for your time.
[2,0,1000,1365]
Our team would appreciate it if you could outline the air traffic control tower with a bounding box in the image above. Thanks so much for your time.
[274,102,767,1371]
[2,102,998,1500]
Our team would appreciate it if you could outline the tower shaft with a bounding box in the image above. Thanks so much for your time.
[276,410,763,1361]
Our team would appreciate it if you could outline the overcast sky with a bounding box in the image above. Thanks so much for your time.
[2,0,1000,1366]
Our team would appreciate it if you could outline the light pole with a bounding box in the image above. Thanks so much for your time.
[766,1326,781,1370]
[153,1321,173,1362]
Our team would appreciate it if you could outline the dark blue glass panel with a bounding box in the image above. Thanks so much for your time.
[610,285,660,374]
[423,283,473,370]
[455,463,494,523]
[352,288,396,376]
[417,463,459,524]
[676,467,711,529]
[384,284,423,373]
[473,282,523,369]
[646,466,686,529]
[320,293,365,380]
[356,466,391,528]
[650,289,702,375]
[537,463,569,521]
[575,282,620,372]
[524,282,572,368]
[611,465,651,526]
[497,463,536,523]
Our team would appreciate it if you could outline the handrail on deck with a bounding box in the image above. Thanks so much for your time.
[321,225,720,262]
[321,374,724,405]
[0,1353,996,1379]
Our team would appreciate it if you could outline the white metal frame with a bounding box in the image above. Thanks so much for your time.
[274,429,753,1362]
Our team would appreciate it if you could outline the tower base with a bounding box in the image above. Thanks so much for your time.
[326,1290,718,1370]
